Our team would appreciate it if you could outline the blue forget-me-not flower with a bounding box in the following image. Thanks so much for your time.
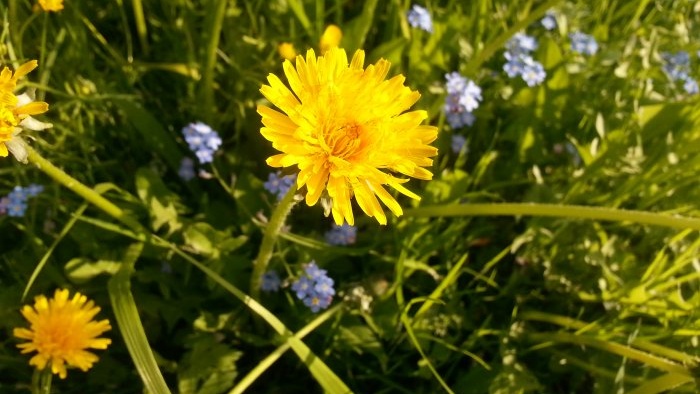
[443,72,481,129]
[325,223,357,246]
[407,5,432,33]
[182,122,222,164]
[264,171,297,200]
[291,261,335,313]
[503,33,546,86]
[569,32,598,56]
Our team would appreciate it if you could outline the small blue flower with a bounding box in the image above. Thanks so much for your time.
[264,171,297,200]
[662,51,691,81]
[0,197,9,215]
[178,157,196,181]
[292,261,335,313]
[314,276,336,298]
[292,275,314,299]
[451,135,467,154]
[683,77,699,95]
[520,58,547,87]
[407,4,432,33]
[261,270,282,292]
[569,32,598,56]
[25,184,44,197]
[6,199,27,217]
[503,34,546,86]
[506,33,538,56]
[182,122,222,164]
[443,72,481,129]
[304,261,327,280]
[8,186,29,203]
[324,224,357,246]
[541,12,556,30]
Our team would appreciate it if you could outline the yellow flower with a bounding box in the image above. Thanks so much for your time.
[13,289,112,379]
[38,0,64,12]
[278,42,298,61]
[258,48,438,225]
[0,60,52,162]
[319,25,342,54]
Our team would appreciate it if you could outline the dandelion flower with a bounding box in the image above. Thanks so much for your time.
[13,289,112,379]
[258,48,438,225]
[38,0,64,12]
[319,25,342,54]
[0,60,52,162]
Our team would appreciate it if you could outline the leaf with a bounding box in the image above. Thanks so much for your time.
[183,222,247,259]
[135,167,183,235]
[178,334,242,394]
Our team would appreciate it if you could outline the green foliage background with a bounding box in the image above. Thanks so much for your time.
[1,0,700,393]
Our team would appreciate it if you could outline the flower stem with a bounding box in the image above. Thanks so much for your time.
[31,367,52,394]
[25,145,145,233]
[250,185,298,299]
[405,203,700,231]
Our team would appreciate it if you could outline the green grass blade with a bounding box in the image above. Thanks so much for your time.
[287,0,314,38]
[168,245,352,394]
[627,373,694,394]
[22,203,88,301]
[229,304,342,394]
[108,243,171,394]
[405,203,700,231]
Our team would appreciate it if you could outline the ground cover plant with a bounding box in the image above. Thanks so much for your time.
[1,0,700,393]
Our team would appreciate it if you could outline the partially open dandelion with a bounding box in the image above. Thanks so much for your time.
[278,42,297,61]
[13,289,112,379]
[0,61,52,163]
[258,47,438,225]
[319,25,342,54]
[38,0,64,12]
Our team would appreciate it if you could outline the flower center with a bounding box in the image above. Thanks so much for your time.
[324,122,362,159]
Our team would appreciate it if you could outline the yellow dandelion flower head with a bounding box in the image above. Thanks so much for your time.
[13,289,112,379]
[38,0,64,12]
[278,42,298,61]
[0,60,51,162]
[258,47,438,226]
[319,25,342,54]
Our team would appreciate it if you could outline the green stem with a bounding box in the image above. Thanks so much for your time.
[199,0,227,124]
[25,145,145,233]
[250,185,298,299]
[31,367,52,394]
[405,203,700,231]
[525,332,692,377]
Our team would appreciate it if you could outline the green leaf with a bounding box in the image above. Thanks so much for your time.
[135,167,183,235]
[178,334,242,394]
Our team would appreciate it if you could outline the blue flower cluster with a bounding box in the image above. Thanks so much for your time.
[291,261,335,313]
[0,184,44,217]
[451,134,467,154]
[662,51,699,95]
[503,33,546,87]
[182,122,222,164]
[264,171,297,200]
[541,11,557,30]
[407,4,432,33]
[178,157,196,181]
[261,270,281,292]
[324,223,357,246]
[443,72,481,129]
[569,31,598,56]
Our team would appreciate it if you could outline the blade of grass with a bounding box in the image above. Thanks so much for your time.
[627,373,694,394]
[22,203,89,301]
[405,203,700,231]
[229,304,342,394]
[108,242,171,394]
